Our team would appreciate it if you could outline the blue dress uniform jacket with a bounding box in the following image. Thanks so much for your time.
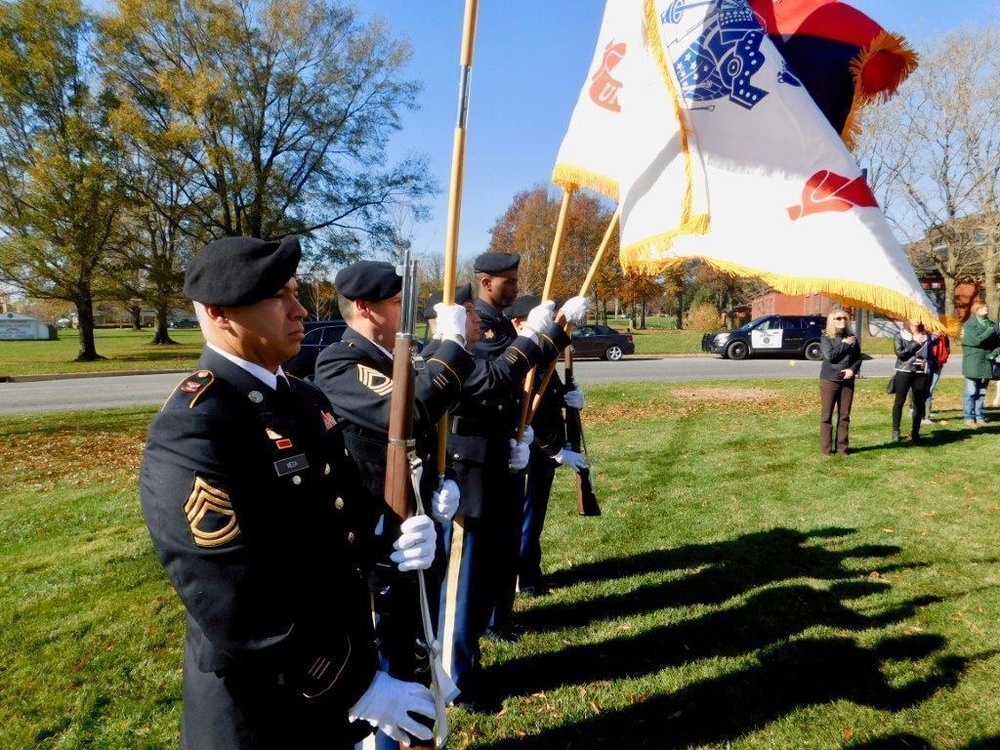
[474,298,518,359]
[312,328,475,509]
[139,349,378,750]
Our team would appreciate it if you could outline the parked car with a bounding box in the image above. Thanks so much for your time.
[701,314,826,360]
[169,317,199,329]
[570,324,635,361]
[283,319,348,379]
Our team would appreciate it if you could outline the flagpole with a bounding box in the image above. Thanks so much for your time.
[435,0,480,745]
[528,208,619,423]
[517,187,575,440]
[436,0,479,475]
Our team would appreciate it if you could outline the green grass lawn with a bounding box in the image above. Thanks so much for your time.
[0,325,897,377]
[1,378,998,748]
[0,328,206,378]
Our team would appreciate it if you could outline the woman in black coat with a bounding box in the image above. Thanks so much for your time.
[819,309,862,455]
[890,320,931,444]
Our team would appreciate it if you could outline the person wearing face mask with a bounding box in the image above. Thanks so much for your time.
[961,301,1000,428]
[819,309,861,456]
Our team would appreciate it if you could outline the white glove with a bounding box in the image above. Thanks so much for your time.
[389,515,436,572]
[509,438,530,471]
[523,301,556,340]
[433,302,467,345]
[554,448,589,473]
[349,671,436,744]
[563,388,585,410]
[431,478,460,522]
[522,424,535,446]
[560,295,590,326]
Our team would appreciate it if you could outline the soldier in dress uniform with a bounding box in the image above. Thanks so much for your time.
[312,261,475,749]
[139,236,439,750]
[505,295,589,598]
[434,254,588,702]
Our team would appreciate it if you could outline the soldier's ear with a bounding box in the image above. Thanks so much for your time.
[203,304,234,333]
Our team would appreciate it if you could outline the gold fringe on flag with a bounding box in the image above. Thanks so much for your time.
[620,251,949,333]
[842,30,919,149]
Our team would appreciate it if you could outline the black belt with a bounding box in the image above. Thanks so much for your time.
[449,415,511,438]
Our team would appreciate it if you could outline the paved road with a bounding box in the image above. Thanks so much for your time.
[0,355,952,415]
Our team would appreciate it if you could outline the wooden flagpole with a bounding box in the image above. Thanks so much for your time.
[437,1,479,735]
[516,186,575,440]
[527,208,619,424]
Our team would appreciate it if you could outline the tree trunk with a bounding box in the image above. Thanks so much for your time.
[674,290,683,329]
[130,304,142,331]
[149,303,176,344]
[74,289,104,361]
[984,246,999,316]
[941,275,957,321]
[640,302,647,329]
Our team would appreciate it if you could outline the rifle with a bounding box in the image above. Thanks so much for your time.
[563,346,600,516]
[384,252,454,749]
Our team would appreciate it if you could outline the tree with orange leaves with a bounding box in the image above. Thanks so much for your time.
[486,186,617,304]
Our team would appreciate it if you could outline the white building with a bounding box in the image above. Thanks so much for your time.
[0,311,56,340]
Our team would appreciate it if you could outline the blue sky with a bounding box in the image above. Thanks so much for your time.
[355,0,1000,262]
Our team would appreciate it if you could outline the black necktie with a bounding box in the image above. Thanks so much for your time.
[276,376,291,395]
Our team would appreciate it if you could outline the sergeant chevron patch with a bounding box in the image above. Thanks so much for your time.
[356,364,393,396]
[184,476,240,548]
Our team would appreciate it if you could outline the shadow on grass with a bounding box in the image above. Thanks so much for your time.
[485,580,941,710]
[838,426,979,453]
[470,527,964,748]
[479,636,968,749]
[545,526,904,595]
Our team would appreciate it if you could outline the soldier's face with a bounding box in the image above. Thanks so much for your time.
[485,271,518,308]
[464,301,481,348]
[365,293,403,344]
[218,279,307,371]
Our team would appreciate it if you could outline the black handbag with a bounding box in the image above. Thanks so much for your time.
[886,376,896,394]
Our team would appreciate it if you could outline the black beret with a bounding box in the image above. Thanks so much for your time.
[505,294,541,319]
[335,261,402,302]
[424,283,474,319]
[184,235,301,306]
[473,252,520,274]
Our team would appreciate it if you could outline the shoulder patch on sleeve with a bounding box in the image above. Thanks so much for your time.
[356,364,393,396]
[166,370,216,409]
[185,476,240,547]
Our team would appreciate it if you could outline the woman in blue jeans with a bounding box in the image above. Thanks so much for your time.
[961,302,1000,427]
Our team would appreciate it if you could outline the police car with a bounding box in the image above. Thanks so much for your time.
[701,315,826,360]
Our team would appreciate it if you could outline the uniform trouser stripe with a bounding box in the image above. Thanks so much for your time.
[440,514,466,678]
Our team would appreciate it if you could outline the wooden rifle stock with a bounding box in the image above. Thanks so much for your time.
[384,334,417,523]
[563,348,599,516]
[383,261,435,750]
